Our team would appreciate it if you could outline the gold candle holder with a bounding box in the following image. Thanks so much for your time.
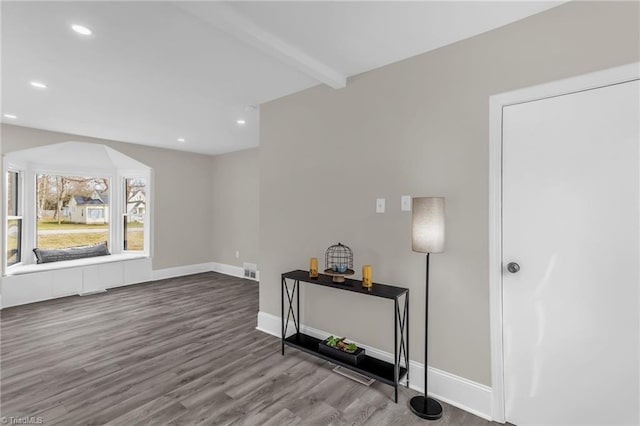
[310,257,318,278]
[362,265,372,288]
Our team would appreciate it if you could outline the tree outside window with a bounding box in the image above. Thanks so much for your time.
[6,171,22,266]
[124,178,146,251]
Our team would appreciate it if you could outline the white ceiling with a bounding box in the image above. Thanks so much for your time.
[1,1,563,155]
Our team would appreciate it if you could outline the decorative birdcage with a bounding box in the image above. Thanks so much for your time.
[324,243,354,283]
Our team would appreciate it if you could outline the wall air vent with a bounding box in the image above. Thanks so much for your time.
[243,262,257,280]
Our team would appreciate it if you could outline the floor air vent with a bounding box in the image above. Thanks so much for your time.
[332,366,375,386]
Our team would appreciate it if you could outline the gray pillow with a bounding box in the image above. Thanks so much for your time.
[33,241,110,264]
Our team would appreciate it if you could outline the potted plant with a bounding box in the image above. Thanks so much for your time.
[319,336,366,365]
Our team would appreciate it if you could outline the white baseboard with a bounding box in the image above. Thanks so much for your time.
[256,311,492,421]
[256,310,286,337]
[428,367,492,421]
[78,289,107,296]
[211,262,259,281]
[1,260,256,309]
[151,261,259,282]
[151,262,215,281]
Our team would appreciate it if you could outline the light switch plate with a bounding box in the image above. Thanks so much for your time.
[376,198,385,213]
[401,195,411,211]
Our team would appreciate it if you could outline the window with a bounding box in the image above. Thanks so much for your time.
[3,142,151,269]
[6,171,22,266]
[124,178,146,251]
[87,208,104,219]
[36,174,110,250]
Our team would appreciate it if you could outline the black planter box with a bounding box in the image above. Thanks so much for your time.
[318,339,366,366]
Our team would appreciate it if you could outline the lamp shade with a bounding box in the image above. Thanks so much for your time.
[412,197,445,253]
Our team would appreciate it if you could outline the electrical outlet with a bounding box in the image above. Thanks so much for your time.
[401,195,411,211]
[235,250,240,259]
[376,198,385,213]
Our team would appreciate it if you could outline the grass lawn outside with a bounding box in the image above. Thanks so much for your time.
[37,232,143,251]
[7,235,19,265]
[37,220,143,230]
[37,220,107,230]
[37,233,110,249]
[6,222,145,259]
[125,231,144,251]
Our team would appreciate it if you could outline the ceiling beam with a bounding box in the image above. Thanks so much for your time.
[174,2,347,90]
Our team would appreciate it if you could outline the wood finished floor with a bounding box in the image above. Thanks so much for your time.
[1,272,496,425]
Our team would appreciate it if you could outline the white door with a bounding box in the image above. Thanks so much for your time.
[502,80,639,426]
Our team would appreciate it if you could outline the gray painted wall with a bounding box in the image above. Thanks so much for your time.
[211,148,259,268]
[259,1,640,386]
[1,124,214,271]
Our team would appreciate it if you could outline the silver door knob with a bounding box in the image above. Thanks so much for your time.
[507,262,520,273]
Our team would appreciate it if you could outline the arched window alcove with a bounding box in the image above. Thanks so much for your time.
[3,141,152,274]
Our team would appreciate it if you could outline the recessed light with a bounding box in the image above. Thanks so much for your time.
[236,119,246,126]
[71,24,92,36]
[3,114,17,119]
[30,81,47,89]
[177,138,186,143]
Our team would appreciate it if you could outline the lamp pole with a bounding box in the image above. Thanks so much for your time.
[424,252,430,407]
[409,252,443,419]
[409,196,445,420]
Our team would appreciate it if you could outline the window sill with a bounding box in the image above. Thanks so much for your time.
[4,253,149,276]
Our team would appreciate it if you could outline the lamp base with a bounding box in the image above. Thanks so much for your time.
[409,396,443,420]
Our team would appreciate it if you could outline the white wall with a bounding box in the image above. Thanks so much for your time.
[210,148,259,268]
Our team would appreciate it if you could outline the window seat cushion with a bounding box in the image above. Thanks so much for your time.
[5,253,148,276]
[33,241,110,264]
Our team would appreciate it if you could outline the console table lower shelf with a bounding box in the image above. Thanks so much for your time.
[284,332,408,388]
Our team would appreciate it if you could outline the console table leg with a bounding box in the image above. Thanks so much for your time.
[406,291,410,388]
[281,276,285,355]
[395,293,410,391]
[394,298,399,403]
[296,280,300,334]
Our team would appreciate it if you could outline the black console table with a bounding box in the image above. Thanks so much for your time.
[281,270,409,402]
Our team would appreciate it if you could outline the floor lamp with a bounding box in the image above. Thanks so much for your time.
[409,197,445,420]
